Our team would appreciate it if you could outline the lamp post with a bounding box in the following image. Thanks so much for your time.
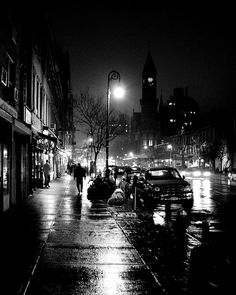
[105,70,121,179]
[88,136,93,161]
[167,144,173,166]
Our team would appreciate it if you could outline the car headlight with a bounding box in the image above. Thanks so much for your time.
[203,171,211,177]
[154,186,161,192]
[193,171,201,177]
[143,184,151,190]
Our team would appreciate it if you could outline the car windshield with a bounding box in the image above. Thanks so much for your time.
[146,168,181,180]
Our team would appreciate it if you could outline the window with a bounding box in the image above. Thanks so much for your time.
[1,52,15,88]
[23,72,28,105]
[14,88,18,101]
[33,72,36,111]
[1,67,7,86]
[36,79,39,116]
[148,139,153,146]
[8,57,15,87]
[143,139,147,149]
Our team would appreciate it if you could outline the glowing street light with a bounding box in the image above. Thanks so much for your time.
[105,70,124,178]
[113,86,125,99]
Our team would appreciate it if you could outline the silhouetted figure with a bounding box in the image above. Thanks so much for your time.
[124,166,132,183]
[90,161,95,176]
[43,160,51,188]
[74,163,86,195]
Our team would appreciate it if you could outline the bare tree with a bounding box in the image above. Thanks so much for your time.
[74,89,128,174]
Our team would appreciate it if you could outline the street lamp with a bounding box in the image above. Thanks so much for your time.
[105,70,123,179]
[167,144,173,166]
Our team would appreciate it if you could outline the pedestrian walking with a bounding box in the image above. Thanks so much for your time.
[43,160,51,188]
[124,165,132,183]
[74,163,86,195]
[90,160,95,177]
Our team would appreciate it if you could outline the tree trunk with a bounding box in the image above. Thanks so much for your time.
[94,152,99,176]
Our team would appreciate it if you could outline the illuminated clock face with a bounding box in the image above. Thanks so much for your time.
[147,77,153,82]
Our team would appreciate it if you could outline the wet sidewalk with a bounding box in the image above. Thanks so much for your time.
[0,175,164,295]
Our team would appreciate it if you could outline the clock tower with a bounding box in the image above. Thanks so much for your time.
[130,46,161,156]
[140,48,158,113]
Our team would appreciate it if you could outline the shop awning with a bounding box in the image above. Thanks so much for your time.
[37,132,57,143]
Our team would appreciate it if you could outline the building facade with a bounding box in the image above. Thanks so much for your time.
[0,1,73,212]
[167,87,199,135]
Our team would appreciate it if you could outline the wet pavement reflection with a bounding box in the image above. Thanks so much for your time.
[1,174,234,294]
[24,176,163,295]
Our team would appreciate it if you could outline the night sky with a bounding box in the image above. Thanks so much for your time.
[46,2,236,115]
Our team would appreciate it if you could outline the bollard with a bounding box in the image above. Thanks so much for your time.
[176,209,188,242]
[134,187,137,211]
[202,219,210,243]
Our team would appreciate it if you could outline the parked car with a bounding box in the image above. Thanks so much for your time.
[180,167,212,179]
[228,168,236,181]
[135,166,193,208]
[129,166,142,178]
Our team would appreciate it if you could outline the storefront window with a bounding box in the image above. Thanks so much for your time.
[3,144,9,195]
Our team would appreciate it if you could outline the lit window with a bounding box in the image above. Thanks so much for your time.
[149,139,153,146]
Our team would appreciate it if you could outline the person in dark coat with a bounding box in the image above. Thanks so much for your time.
[43,160,51,187]
[74,163,86,194]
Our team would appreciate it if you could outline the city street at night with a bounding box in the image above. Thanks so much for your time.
[0,173,234,294]
[1,2,236,295]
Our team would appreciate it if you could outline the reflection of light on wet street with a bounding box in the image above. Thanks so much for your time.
[190,179,215,212]
[98,249,123,264]
[97,252,125,294]
[153,211,165,226]
[65,174,71,181]
[39,198,59,215]
[103,268,122,294]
